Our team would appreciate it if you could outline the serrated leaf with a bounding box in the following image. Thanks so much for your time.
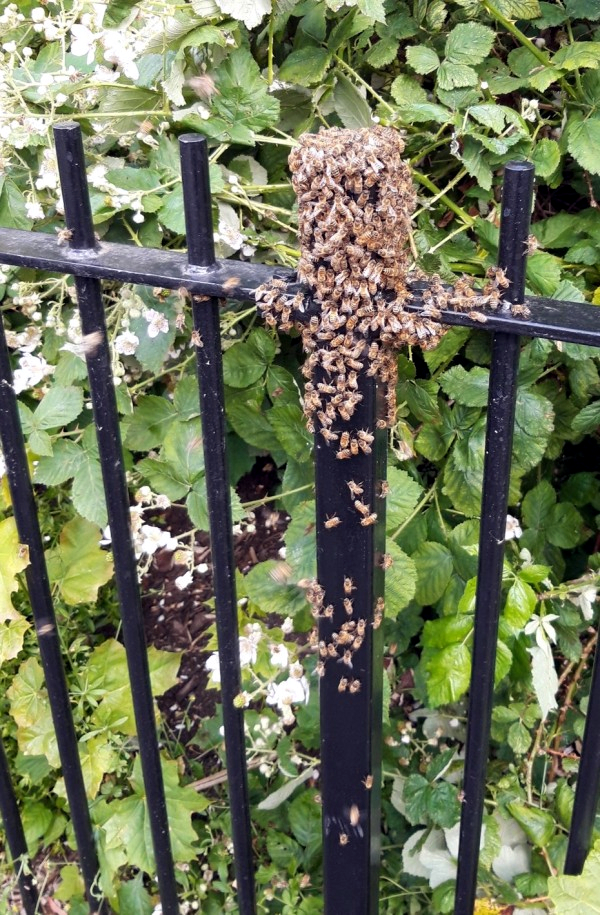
[333,73,372,129]
[406,45,440,75]
[532,138,561,178]
[7,658,59,767]
[384,541,417,616]
[46,516,114,606]
[567,113,600,177]
[468,104,506,133]
[439,366,489,408]
[428,781,461,828]
[445,23,495,66]
[437,62,478,90]
[365,37,399,68]
[504,578,536,629]
[529,642,558,720]
[404,774,431,825]
[0,517,30,663]
[385,466,422,531]
[461,136,493,191]
[565,0,600,20]
[549,844,600,913]
[117,874,154,915]
[34,440,84,486]
[278,47,332,87]
[424,643,472,706]
[72,453,107,528]
[494,0,540,16]
[413,542,453,606]
[24,386,83,432]
[258,767,316,810]
[357,0,386,21]
[546,502,584,548]
[397,102,451,124]
[124,396,176,451]
[513,390,554,472]
[572,401,600,435]
[553,42,600,72]
[390,74,427,106]
[269,404,313,462]
[163,419,205,485]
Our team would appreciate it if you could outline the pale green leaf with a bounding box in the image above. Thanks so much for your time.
[549,844,600,913]
[0,517,30,663]
[333,73,372,129]
[493,0,540,17]
[27,386,83,432]
[413,542,453,606]
[532,138,561,178]
[445,23,495,66]
[529,643,558,721]
[439,366,489,407]
[124,395,176,451]
[567,113,600,176]
[553,42,600,72]
[46,516,114,606]
[269,404,313,462]
[117,874,154,915]
[504,579,536,629]
[357,0,386,22]
[34,441,84,486]
[437,62,478,90]
[385,466,422,532]
[507,801,555,847]
[390,74,427,106]
[406,45,440,75]
[425,643,472,707]
[7,658,59,767]
[258,767,317,810]
[214,0,271,28]
[513,390,554,472]
[565,0,600,20]
[72,453,108,528]
[384,541,417,616]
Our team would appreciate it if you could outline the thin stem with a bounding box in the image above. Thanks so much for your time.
[391,479,437,541]
[333,55,394,114]
[411,169,475,226]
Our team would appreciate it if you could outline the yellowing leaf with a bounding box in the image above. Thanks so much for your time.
[46,515,114,606]
[7,657,60,767]
[549,843,600,913]
[0,516,30,662]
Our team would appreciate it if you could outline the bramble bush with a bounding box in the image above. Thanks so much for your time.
[1,0,600,912]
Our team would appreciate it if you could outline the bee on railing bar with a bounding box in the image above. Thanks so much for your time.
[349,679,361,694]
[362,775,373,790]
[316,661,326,677]
[356,619,366,637]
[344,577,355,595]
[339,833,349,846]
[350,438,359,456]
[468,311,488,324]
[343,598,354,616]
[323,604,334,619]
[340,650,353,667]
[320,428,339,443]
[325,514,342,529]
[347,480,364,497]
[511,303,531,318]
[361,513,378,527]
[379,480,390,498]
[319,641,328,658]
[336,448,351,460]
[354,500,370,516]
[338,677,349,692]
[56,227,74,245]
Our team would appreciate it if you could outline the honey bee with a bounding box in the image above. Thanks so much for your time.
[338,677,348,693]
[353,635,364,651]
[323,604,334,619]
[349,679,361,694]
[380,553,393,570]
[191,329,203,348]
[347,480,364,497]
[349,804,361,826]
[222,276,241,292]
[378,481,390,498]
[354,500,370,516]
[320,427,339,443]
[56,227,74,245]
[344,577,355,595]
[350,438,359,456]
[341,650,353,667]
[358,440,372,455]
[525,234,539,256]
[511,303,531,318]
[339,833,349,846]
[356,619,366,636]
[468,311,488,324]
[319,641,328,658]
[340,431,350,449]
[362,775,373,790]
[315,661,326,677]
[336,448,351,460]
[327,642,338,658]
[325,514,342,529]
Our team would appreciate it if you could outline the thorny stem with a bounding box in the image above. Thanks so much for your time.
[411,169,475,227]
[413,167,468,219]
[268,9,275,86]
[390,478,437,541]
[333,55,395,114]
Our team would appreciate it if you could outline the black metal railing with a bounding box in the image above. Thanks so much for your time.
[0,123,599,915]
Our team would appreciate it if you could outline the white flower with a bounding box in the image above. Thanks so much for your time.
[155,494,170,510]
[102,32,139,80]
[175,570,193,591]
[70,24,98,63]
[239,636,257,668]
[31,7,45,22]
[570,584,597,622]
[143,308,169,338]
[2,41,17,54]
[35,149,59,191]
[269,644,289,669]
[524,613,559,648]
[266,676,310,712]
[114,331,139,355]
[138,524,178,556]
[196,562,209,574]
[505,515,523,540]
[288,661,304,679]
[12,353,53,393]
[281,617,293,635]
[205,653,221,684]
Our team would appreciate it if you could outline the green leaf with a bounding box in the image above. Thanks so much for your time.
[445,23,495,66]
[385,467,422,531]
[413,542,453,606]
[390,74,427,107]
[46,516,114,606]
[0,179,32,230]
[422,614,473,650]
[468,104,507,133]
[129,300,177,373]
[437,62,478,90]
[288,791,322,850]
[124,395,176,451]
[495,0,541,16]
[461,136,493,191]
[507,802,555,847]
[269,404,313,462]
[508,719,531,754]
[572,401,600,435]
[397,102,451,124]
[567,113,600,177]
[357,0,386,21]
[384,541,417,616]
[365,37,400,68]
[504,578,536,629]
[428,781,461,828]
[23,386,83,432]
[278,47,332,87]
[333,73,373,129]
[257,767,317,811]
[157,185,185,235]
[406,45,440,75]
[72,452,108,528]
[136,457,189,502]
[565,0,600,19]
[403,774,431,825]
[0,517,30,664]
[163,419,205,485]
[532,138,561,179]
[117,874,154,915]
[213,0,270,29]
[553,43,600,72]
[546,502,584,548]
[439,366,489,407]
[424,643,472,706]
[549,844,600,913]
[513,390,554,472]
[34,441,84,486]
[223,343,266,388]
[7,658,59,767]
[523,480,556,532]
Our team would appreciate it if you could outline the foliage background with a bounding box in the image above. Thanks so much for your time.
[1,0,600,912]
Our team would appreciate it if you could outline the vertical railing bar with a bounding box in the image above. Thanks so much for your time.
[179,134,256,915]
[453,161,534,915]
[53,122,180,915]
[0,316,103,912]
[0,737,39,915]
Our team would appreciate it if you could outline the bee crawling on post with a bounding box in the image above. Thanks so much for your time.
[324,514,342,529]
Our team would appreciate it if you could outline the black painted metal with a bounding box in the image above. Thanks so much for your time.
[454,161,535,915]
[0,312,103,911]
[2,226,600,346]
[0,737,38,914]
[314,366,387,915]
[180,134,256,915]
[53,122,180,914]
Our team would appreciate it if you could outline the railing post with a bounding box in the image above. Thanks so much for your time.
[454,161,535,915]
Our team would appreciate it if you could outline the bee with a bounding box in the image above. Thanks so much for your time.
[343,598,354,616]
[344,577,355,595]
[356,619,366,637]
[323,604,334,619]
[347,358,364,372]
[350,438,359,456]
[349,804,361,826]
[339,833,349,846]
[362,775,373,790]
[340,431,350,449]
[349,679,361,694]
[320,428,339,443]
[468,311,488,324]
[327,642,338,658]
[341,650,353,667]
[56,227,74,245]
[222,276,241,292]
[347,480,364,497]
[191,329,203,348]
[353,635,364,651]
[354,500,370,516]
[319,641,328,658]
[358,440,372,455]
[325,514,342,529]
[309,629,319,647]
[373,609,383,630]
[315,661,326,677]
[70,330,103,358]
[525,234,539,256]
[318,382,336,395]
[379,481,390,498]
[336,448,351,460]
[511,303,531,318]
[338,677,348,693]
[380,553,393,571]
